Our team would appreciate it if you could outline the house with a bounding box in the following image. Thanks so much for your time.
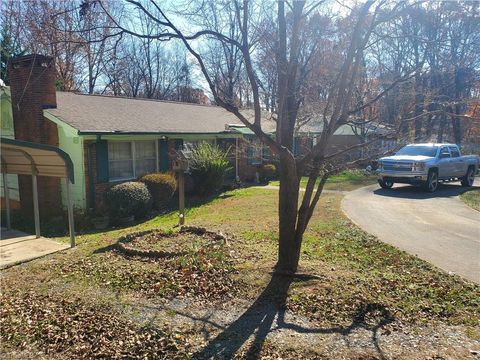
[1,54,387,220]
[228,119,392,180]
[2,55,251,217]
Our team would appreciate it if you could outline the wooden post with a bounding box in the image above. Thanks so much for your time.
[235,137,240,182]
[2,172,11,230]
[65,178,76,248]
[32,174,40,238]
[178,171,185,226]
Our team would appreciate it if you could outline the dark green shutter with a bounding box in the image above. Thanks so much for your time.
[96,140,109,182]
[159,139,169,171]
[293,137,300,156]
[247,145,253,166]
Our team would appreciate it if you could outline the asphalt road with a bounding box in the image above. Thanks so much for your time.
[342,183,480,283]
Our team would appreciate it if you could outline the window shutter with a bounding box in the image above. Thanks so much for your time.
[159,139,169,171]
[247,145,253,166]
[96,140,109,182]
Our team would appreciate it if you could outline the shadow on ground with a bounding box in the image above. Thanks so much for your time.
[184,274,395,359]
[373,183,479,200]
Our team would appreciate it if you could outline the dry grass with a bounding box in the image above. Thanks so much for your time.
[460,188,480,211]
[1,180,479,359]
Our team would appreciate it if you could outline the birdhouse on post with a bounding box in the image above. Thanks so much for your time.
[172,150,189,172]
[172,150,190,225]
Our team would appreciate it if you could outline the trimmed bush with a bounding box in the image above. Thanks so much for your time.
[189,142,232,196]
[104,181,152,219]
[139,172,177,209]
[262,163,277,181]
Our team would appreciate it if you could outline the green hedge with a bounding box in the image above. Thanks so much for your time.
[104,181,152,219]
[262,163,277,181]
[139,172,177,209]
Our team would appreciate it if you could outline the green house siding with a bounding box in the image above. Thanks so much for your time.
[44,112,86,209]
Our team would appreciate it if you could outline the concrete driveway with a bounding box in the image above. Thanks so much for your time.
[1,229,70,269]
[342,183,480,283]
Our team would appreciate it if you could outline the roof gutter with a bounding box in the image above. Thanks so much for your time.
[77,130,242,136]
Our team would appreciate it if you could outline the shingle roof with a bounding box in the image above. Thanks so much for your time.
[45,92,245,134]
[44,92,386,137]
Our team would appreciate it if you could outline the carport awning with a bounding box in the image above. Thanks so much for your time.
[0,137,74,183]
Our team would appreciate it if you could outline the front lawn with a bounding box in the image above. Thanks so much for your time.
[1,182,479,359]
[460,188,480,211]
[269,169,377,191]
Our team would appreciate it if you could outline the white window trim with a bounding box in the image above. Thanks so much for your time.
[108,140,159,182]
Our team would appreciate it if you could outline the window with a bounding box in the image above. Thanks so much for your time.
[396,145,438,157]
[449,146,460,158]
[247,139,262,165]
[439,147,451,159]
[108,142,133,180]
[135,141,157,177]
[108,140,158,181]
[183,140,214,152]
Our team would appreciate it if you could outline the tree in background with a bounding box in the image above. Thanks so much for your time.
[0,0,25,84]
[0,27,24,85]
[94,0,432,274]
[373,1,479,144]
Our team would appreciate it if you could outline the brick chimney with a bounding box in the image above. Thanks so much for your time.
[8,54,57,143]
[7,54,62,219]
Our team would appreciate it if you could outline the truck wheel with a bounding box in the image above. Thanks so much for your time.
[378,179,394,189]
[424,169,438,192]
[461,167,475,187]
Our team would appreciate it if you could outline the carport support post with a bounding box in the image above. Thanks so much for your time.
[65,178,75,248]
[32,173,41,238]
[2,172,11,230]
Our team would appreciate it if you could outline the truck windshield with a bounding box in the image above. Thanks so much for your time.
[396,145,437,157]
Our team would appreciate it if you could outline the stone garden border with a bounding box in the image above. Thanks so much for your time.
[116,226,228,259]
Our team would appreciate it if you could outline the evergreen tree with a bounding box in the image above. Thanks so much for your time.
[0,26,24,85]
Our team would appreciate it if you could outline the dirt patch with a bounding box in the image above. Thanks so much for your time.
[116,226,227,258]
[121,295,480,360]
[56,227,241,303]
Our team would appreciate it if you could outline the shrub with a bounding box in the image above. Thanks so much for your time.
[189,142,232,196]
[139,172,177,209]
[262,163,277,181]
[104,181,152,219]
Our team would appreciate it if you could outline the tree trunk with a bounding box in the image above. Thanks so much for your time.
[414,92,424,140]
[437,112,447,143]
[275,153,301,274]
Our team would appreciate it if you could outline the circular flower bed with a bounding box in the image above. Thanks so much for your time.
[116,226,228,259]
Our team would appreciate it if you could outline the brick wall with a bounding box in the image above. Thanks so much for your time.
[236,135,362,181]
[7,54,63,219]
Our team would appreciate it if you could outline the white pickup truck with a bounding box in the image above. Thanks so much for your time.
[377,143,479,192]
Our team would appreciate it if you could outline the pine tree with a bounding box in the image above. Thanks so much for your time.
[0,26,24,85]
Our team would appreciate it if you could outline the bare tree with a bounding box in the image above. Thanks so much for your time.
[78,0,118,94]
[92,0,429,274]
[2,0,84,90]
[373,1,480,143]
